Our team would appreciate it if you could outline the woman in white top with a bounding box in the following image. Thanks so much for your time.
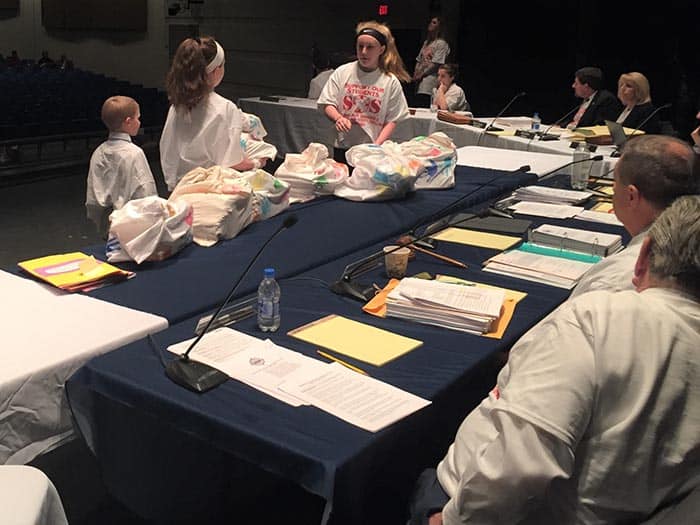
[434,64,469,112]
[160,36,269,191]
[318,20,410,163]
[413,16,450,108]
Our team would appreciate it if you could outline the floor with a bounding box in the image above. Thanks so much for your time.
[3,148,326,524]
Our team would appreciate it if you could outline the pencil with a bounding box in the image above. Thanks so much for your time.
[316,350,368,375]
[411,244,468,269]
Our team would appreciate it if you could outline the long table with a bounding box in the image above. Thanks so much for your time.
[66,174,628,524]
[238,96,619,174]
[84,165,537,324]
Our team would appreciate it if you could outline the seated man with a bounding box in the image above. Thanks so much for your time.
[567,66,621,128]
[408,195,700,525]
[570,134,698,298]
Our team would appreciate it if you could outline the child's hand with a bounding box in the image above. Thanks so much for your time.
[691,125,700,146]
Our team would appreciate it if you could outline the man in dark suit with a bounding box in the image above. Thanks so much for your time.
[567,66,621,128]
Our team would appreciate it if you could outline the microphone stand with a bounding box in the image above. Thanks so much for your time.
[524,104,581,150]
[475,91,527,147]
[164,215,299,393]
[538,154,604,182]
[330,165,532,301]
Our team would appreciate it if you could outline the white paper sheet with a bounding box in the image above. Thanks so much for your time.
[279,363,431,433]
[509,201,584,218]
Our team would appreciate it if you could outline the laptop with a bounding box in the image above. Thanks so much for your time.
[605,120,629,149]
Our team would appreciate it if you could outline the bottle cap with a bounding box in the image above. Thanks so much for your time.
[264,268,275,278]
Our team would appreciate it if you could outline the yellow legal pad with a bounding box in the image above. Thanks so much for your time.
[431,228,521,250]
[288,314,423,366]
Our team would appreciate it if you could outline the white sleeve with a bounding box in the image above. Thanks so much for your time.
[317,68,343,111]
[240,111,267,140]
[432,40,450,64]
[440,410,575,525]
[159,106,179,191]
[383,76,409,123]
[131,149,157,199]
[438,305,596,523]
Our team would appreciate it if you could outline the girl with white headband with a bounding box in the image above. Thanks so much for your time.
[318,21,410,163]
[160,36,269,191]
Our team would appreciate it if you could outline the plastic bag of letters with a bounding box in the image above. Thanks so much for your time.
[399,132,457,190]
[274,143,349,202]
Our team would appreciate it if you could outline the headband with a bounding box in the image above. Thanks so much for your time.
[206,41,225,73]
[357,28,387,47]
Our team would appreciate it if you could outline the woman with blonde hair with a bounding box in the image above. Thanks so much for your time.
[615,72,660,133]
[318,20,410,162]
[160,36,270,191]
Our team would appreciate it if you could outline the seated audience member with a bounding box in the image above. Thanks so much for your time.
[567,66,621,128]
[433,64,469,112]
[160,36,270,191]
[691,110,700,154]
[307,49,334,100]
[569,134,698,298]
[37,50,55,69]
[615,72,660,133]
[86,96,158,236]
[408,194,700,525]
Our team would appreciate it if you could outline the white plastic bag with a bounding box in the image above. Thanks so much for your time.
[169,165,290,247]
[106,196,193,264]
[274,143,348,202]
[241,132,278,163]
[399,132,457,189]
[334,142,422,202]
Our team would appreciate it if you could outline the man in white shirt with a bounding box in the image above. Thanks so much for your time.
[409,195,700,525]
[86,96,157,236]
[570,134,698,299]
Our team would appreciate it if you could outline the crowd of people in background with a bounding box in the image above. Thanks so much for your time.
[0,49,73,72]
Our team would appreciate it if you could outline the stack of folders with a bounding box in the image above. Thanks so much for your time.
[483,248,596,289]
[386,277,505,334]
[513,186,593,205]
[528,224,623,257]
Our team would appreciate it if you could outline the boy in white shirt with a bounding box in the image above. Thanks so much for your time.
[86,96,157,235]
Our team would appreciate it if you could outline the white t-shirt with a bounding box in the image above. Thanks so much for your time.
[308,69,334,99]
[317,61,409,148]
[568,230,646,299]
[159,92,267,190]
[415,38,450,95]
[86,131,157,209]
[437,287,700,524]
[441,83,469,112]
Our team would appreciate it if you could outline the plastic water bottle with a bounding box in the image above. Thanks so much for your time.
[571,143,591,190]
[531,112,541,131]
[257,268,280,332]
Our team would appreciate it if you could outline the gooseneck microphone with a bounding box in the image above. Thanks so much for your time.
[538,155,604,182]
[475,91,527,147]
[627,102,672,139]
[165,214,299,393]
[330,165,532,301]
[530,103,581,147]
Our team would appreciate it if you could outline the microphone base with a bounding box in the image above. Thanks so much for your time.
[165,357,228,393]
[538,134,560,141]
[330,279,376,302]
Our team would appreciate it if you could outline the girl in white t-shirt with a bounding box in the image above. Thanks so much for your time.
[413,16,450,108]
[434,64,470,112]
[318,21,410,162]
[160,36,269,191]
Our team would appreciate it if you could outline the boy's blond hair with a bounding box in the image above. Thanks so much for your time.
[101,95,139,132]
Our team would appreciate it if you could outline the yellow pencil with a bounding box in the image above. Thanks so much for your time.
[316,350,368,375]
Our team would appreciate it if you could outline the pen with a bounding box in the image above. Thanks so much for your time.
[411,244,468,269]
[317,350,368,375]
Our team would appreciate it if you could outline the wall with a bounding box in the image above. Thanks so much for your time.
[0,0,169,89]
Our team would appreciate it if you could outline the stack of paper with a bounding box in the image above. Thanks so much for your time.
[18,252,133,292]
[513,186,593,205]
[483,249,595,289]
[385,277,505,334]
[529,224,623,257]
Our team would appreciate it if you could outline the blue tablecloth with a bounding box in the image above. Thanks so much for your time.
[84,166,537,323]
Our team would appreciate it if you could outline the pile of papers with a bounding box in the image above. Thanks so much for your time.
[513,186,593,205]
[483,249,595,289]
[385,277,505,334]
[18,252,133,292]
[168,327,430,433]
[529,224,623,257]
